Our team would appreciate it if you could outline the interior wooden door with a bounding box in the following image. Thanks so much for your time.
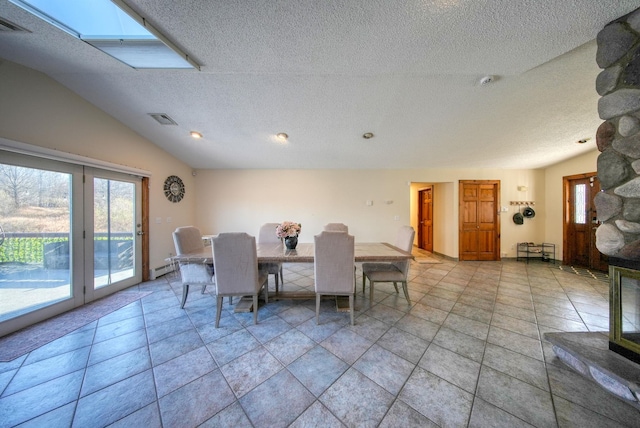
[564,173,608,271]
[459,180,500,261]
[418,186,433,252]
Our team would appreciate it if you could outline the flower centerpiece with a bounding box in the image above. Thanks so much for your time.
[276,221,301,249]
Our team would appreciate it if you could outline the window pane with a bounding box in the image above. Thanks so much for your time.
[0,163,72,322]
[93,178,136,289]
[11,0,152,38]
[574,183,586,225]
[10,0,195,69]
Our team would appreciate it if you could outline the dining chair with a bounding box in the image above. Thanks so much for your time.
[212,232,268,327]
[323,223,349,233]
[258,223,284,294]
[314,230,355,325]
[172,226,214,308]
[362,225,415,304]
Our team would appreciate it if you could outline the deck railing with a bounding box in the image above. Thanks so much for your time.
[0,232,133,266]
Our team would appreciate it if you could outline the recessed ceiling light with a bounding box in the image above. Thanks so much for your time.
[190,131,203,139]
[363,132,374,139]
[276,133,288,141]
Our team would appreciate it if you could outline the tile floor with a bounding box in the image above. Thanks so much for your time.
[1,256,640,427]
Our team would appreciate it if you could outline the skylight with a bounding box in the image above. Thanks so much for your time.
[9,0,199,69]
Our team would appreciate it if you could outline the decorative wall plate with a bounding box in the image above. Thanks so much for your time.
[164,175,185,203]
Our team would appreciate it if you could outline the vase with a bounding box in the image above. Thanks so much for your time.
[284,236,298,250]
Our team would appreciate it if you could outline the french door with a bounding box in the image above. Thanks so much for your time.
[85,168,142,300]
[0,151,142,336]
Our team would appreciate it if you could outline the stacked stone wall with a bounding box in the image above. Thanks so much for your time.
[595,8,640,260]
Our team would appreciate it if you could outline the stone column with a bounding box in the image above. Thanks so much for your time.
[595,8,640,260]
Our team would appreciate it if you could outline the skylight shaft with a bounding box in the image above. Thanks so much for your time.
[9,0,198,69]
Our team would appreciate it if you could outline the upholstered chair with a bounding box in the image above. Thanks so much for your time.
[258,223,284,294]
[212,232,268,327]
[362,226,415,304]
[314,231,355,325]
[323,223,349,233]
[172,226,214,308]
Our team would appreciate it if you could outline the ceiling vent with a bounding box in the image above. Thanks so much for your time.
[0,17,30,32]
[148,113,178,126]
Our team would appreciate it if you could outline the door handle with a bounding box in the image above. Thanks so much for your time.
[137,231,144,236]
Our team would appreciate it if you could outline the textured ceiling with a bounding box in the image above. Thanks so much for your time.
[1,0,640,169]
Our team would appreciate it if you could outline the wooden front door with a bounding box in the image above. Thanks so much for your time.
[418,186,433,252]
[459,180,500,261]
[564,173,608,271]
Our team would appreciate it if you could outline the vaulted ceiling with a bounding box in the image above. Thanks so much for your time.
[1,0,639,169]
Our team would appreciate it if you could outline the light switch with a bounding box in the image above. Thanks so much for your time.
[394,215,400,221]
[155,217,162,223]
[166,217,172,223]
[366,200,373,206]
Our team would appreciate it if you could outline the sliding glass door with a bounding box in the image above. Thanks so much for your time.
[86,168,142,300]
[0,152,142,336]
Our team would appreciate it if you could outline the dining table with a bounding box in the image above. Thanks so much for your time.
[171,241,414,310]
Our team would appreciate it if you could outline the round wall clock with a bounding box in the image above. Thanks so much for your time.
[164,175,185,203]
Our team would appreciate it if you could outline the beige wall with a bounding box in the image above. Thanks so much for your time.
[0,60,600,266]
[194,169,414,244]
[544,149,599,258]
[405,169,546,258]
[196,168,546,259]
[0,61,196,270]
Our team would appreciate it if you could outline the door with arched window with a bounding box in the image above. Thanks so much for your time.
[563,172,608,271]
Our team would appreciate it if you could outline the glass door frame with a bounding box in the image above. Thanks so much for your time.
[0,151,84,336]
[84,167,143,302]
[0,148,148,337]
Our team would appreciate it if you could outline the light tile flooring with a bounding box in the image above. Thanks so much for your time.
[2,256,640,427]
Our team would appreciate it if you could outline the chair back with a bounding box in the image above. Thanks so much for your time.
[393,226,415,274]
[259,223,281,244]
[395,226,415,253]
[173,226,205,255]
[212,233,261,295]
[314,231,355,294]
[323,223,348,233]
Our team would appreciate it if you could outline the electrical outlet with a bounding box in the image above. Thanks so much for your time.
[394,215,400,221]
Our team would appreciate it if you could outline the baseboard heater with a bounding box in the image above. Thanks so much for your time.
[149,263,176,280]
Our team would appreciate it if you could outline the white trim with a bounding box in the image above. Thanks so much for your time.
[0,137,152,177]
